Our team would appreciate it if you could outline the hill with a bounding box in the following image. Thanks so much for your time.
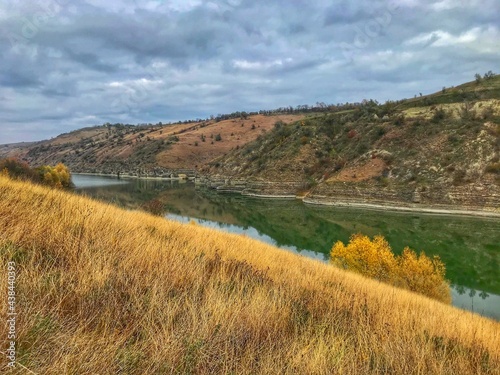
[204,75,500,214]
[0,114,303,177]
[0,176,499,374]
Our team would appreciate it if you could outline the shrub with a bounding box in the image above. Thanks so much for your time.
[0,158,38,181]
[431,108,447,123]
[330,234,451,303]
[393,114,406,126]
[0,159,72,189]
[215,134,222,141]
[485,162,500,174]
[330,234,397,282]
[375,126,386,138]
[274,120,285,129]
[459,102,476,120]
[140,199,165,216]
[36,163,72,189]
[453,169,466,185]
[480,106,494,120]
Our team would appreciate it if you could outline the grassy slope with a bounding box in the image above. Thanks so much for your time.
[397,74,500,109]
[0,177,499,374]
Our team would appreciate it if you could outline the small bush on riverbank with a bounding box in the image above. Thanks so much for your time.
[0,158,72,189]
[330,234,451,303]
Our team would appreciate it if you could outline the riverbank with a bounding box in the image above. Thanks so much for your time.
[73,172,195,181]
[302,195,500,218]
[75,173,500,218]
[196,176,500,218]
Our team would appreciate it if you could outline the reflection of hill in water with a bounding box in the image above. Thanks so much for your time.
[75,180,500,295]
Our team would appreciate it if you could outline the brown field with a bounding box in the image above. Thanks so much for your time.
[156,115,303,169]
[0,176,499,374]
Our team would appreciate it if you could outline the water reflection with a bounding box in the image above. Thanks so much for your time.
[452,286,500,320]
[73,174,129,188]
[167,214,327,262]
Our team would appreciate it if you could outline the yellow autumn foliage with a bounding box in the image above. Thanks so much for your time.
[36,162,72,188]
[331,234,451,304]
[0,158,72,189]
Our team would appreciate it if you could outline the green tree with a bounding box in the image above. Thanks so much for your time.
[483,70,495,80]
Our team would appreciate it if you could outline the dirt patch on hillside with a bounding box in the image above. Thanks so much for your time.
[156,115,303,169]
[328,158,387,182]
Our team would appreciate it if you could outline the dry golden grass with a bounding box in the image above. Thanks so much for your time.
[402,99,500,119]
[0,176,499,374]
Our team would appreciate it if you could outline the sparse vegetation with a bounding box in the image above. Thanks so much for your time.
[207,74,500,205]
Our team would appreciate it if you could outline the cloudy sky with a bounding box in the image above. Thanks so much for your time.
[0,0,498,144]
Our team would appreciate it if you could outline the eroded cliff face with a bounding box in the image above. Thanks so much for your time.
[201,93,500,215]
[197,173,500,215]
[304,182,500,215]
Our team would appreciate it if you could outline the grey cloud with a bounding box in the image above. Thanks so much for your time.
[0,71,41,88]
[0,0,498,144]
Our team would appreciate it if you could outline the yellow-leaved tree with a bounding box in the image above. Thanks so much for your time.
[331,234,398,283]
[397,247,450,303]
[36,163,72,189]
[330,234,451,304]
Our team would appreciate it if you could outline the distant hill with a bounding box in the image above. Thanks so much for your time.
[205,75,500,213]
[0,114,303,176]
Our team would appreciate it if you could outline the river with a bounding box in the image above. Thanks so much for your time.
[72,174,500,320]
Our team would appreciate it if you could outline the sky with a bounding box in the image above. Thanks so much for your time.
[0,0,498,144]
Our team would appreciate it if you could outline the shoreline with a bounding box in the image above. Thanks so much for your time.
[203,183,500,218]
[302,196,500,219]
[73,172,194,181]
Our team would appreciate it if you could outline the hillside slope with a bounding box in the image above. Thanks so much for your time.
[0,176,499,374]
[0,114,302,176]
[205,76,500,213]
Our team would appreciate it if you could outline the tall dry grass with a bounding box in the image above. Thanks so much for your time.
[0,176,499,374]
